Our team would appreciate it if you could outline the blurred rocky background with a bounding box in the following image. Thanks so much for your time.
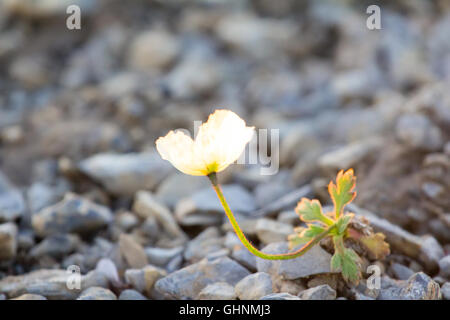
[0,0,449,300]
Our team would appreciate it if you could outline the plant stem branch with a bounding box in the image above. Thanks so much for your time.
[208,173,335,260]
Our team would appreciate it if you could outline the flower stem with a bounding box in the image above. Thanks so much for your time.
[208,173,335,260]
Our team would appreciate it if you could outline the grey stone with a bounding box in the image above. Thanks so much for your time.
[438,255,450,278]
[252,185,312,217]
[197,282,236,300]
[155,173,209,208]
[422,182,445,201]
[77,287,116,300]
[127,30,179,70]
[119,234,148,269]
[277,210,299,225]
[175,185,256,226]
[231,245,257,272]
[254,176,293,208]
[255,218,294,244]
[205,248,230,261]
[0,189,25,222]
[318,137,382,171]
[17,230,35,251]
[12,293,47,300]
[125,265,167,295]
[79,151,171,196]
[165,54,220,99]
[133,191,186,239]
[215,13,296,59]
[95,258,120,286]
[116,212,139,231]
[30,234,80,259]
[0,269,108,299]
[256,242,333,280]
[3,0,97,17]
[395,114,443,151]
[0,222,17,261]
[260,293,301,300]
[27,182,58,214]
[145,246,183,268]
[235,272,273,300]
[155,256,251,299]
[222,212,259,236]
[351,205,444,273]
[184,227,224,262]
[441,283,450,300]
[378,272,441,300]
[298,285,336,300]
[119,289,148,300]
[166,254,183,273]
[391,263,414,280]
[32,193,113,237]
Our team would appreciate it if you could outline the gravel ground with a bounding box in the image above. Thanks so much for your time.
[0,0,449,300]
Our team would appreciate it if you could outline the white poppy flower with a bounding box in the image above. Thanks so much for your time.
[156,109,254,176]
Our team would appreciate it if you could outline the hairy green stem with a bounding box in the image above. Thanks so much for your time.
[208,173,335,260]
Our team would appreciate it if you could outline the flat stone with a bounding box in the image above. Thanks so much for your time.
[145,246,183,268]
[260,293,301,300]
[175,185,256,226]
[95,258,120,286]
[77,287,117,300]
[256,242,333,280]
[252,185,312,217]
[125,265,167,296]
[79,151,171,196]
[438,255,450,278]
[235,272,273,300]
[133,191,186,239]
[3,0,97,17]
[32,193,113,237]
[441,283,450,300]
[255,218,294,244]
[119,234,148,269]
[119,289,148,300]
[351,205,444,273]
[277,210,299,225]
[0,269,108,299]
[30,234,80,259]
[197,282,236,300]
[318,137,382,171]
[165,54,220,99]
[12,294,47,300]
[0,189,25,222]
[116,212,139,231]
[231,245,257,272]
[0,222,17,261]
[155,173,209,208]
[378,272,441,300]
[396,113,443,151]
[155,256,251,300]
[127,30,179,70]
[298,284,336,300]
[391,263,414,280]
[27,182,58,214]
[184,227,224,262]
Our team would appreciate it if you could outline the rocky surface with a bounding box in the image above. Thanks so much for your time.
[0,0,449,301]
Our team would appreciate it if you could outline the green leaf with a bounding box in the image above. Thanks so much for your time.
[288,225,326,249]
[295,198,334,226]
[331,236,362,285]
[328,169,356,218]
[304,224,326,238]
[336,213,354,235]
